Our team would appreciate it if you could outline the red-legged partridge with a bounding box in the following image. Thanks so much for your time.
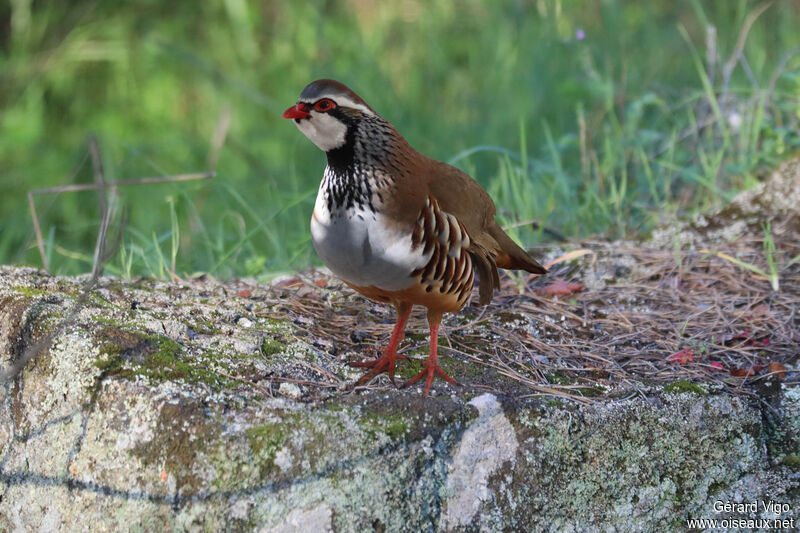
[283,79,546,394]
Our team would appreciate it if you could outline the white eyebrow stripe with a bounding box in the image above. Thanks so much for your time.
[298,94,376,116]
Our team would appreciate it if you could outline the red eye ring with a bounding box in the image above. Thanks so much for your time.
[314,98,336,112]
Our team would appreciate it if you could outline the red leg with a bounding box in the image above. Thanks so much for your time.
[401,311,459,395]
[350,302,412,386]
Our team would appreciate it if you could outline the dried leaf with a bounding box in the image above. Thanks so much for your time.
[709,361,725,371]
[730,365,762,378]
[235,290,252,298]
[276,277,302,288]
[767,362,787,379]
[668,348,694,365]
[535,279,585,297]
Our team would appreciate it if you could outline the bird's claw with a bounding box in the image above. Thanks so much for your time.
[350,351,407,387]
[400,362,460,395]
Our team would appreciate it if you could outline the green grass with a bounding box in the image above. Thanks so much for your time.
[701,222,800,292]
[1,1,799,279]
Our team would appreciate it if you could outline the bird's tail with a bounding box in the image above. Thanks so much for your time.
[488,222,548,275]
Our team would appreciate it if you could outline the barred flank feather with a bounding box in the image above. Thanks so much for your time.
[410,196,476,307]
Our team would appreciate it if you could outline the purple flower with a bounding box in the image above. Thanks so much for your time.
[575,28,586,41]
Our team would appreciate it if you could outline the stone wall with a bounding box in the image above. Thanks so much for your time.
[1,266,798,532]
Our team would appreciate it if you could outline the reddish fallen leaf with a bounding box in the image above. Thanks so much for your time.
[313,279,327,287]
[709,361,725,372]
[767,362,787,379]
[535,279,585,297]
[730,365,763,378]
[160,470,167,482]
[235,290,252,298]
[276,277,303,288]
[668,348,694,365]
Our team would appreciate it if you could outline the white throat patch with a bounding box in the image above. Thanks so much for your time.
[294,111,347,152]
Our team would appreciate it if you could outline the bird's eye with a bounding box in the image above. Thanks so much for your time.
[314,99,335,112]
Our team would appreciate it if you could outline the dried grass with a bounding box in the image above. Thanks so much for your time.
[258,215,799,402]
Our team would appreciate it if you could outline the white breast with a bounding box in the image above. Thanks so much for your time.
[310,182,429,291]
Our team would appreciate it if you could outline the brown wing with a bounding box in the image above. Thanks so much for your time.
[423,156,547,303]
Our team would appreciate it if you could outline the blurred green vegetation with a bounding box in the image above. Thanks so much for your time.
[1,0,798,279]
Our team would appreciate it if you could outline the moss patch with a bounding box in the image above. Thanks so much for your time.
[394,357,426,380]
[780,455,800,469]
[263,316,292,333]
[10,285,48,298]
[573,386,605,398]
[245,413,320,478]
[544,370,572,385]
[663,380,706,396]
[246,421,294,460]
[190,318,221,335]
[391,353,481,385]
[360,412,409,440]
[95,326,236,390]
[88,291,114,309]
[438,356,484,378]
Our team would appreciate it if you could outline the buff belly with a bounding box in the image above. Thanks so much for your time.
[310,203,428,292]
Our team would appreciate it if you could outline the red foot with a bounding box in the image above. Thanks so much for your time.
[349,304,412,388]
[401,361,460,395]
[349,351,408,385]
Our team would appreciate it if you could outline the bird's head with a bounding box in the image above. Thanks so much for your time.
[283,79,377,153]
